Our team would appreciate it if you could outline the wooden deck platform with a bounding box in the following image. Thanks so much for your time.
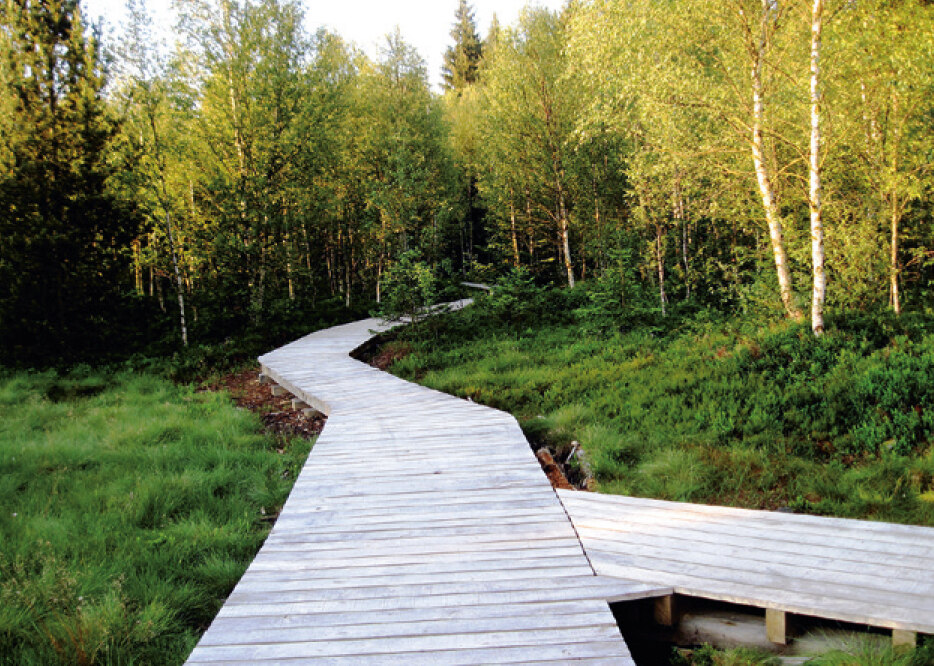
[186,312,665,665]
[559,490,934,643]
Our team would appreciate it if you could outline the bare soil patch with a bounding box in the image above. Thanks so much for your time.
[203,366,325,440]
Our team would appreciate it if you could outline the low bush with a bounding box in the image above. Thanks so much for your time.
[391,289,934,525]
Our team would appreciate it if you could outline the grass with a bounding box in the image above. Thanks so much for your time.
[0,368,312,665]
[391,302,934,526]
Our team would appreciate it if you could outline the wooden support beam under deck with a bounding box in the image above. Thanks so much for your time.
[892,629,917,649]
[654,595,680,627]
[765,609,788,645]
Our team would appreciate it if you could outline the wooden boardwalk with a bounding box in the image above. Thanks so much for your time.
[188,310,934,663]
[186,312,666,665]
[559,491,934,644]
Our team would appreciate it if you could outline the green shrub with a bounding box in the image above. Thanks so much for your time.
[391,300,934,526]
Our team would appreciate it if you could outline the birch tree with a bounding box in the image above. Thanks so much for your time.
[568,0,809,318]
[808,0,826,334]
[120,0,189,345]
[478,8,579,286]
[834,0,934,315]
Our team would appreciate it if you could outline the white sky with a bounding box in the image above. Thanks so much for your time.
[83,0,565,90]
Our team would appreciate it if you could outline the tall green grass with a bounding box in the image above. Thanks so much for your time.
[392,306,934,526]
[0,369,311,665]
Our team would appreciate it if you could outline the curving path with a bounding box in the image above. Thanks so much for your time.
[188,308,934,663]
[186,308,667,665]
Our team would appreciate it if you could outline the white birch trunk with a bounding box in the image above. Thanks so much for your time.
[164,211,188,346]
[809,0,826,335]
[889,92,902,316]
[891,197,901,316]
[559,192,575,288]
[509,198,520,266]
[656,224,668,317]
[751,3,802,321]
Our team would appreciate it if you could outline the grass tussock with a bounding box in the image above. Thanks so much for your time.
[0,369,311,665]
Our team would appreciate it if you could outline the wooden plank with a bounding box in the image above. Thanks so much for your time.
[188,625,627,660]
[654,595,679,626]
[561,490,934,635]
[585,551,930,631]
[196,611,617,646]
[561,492,934,546]
[573,530,934,597]
[188,641,634,665]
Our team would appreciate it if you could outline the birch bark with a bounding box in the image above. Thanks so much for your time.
[809,0,826,335]
[750,1,802,321]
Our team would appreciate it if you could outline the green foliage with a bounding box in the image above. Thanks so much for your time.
[376,251,438,325]
[0,369,311,664]
[671,644,780,666]
[0,0,142,363]
[481,267,549,334]
[392,297,934,526]
[441,0,483,93]
[804,637,934,666]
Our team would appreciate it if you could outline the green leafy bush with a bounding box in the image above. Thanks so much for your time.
[376,251,439,326]
[391,293,934,525]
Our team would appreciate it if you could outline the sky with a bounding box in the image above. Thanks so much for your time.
[82,0,565,90]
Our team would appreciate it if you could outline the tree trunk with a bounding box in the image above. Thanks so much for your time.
[345,231,352,309]
[750,6,802,321]
[889,91,902,317]
[656,223,668,316]
[132,239,143,295]
[673,181,690,300]
[525,188,535,261]
[285,231,294,301]
[167,215,189,346]
[509,196,520,266]
[890,197,901,316]
[558,187,575,287]
[809,0,826,336]
[376,253,383,304]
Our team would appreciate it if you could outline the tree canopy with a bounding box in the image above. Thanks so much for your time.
[1,0,933,363]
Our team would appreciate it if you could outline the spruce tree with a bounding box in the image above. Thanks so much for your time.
[0,0,138,362]
[441,0,482,92]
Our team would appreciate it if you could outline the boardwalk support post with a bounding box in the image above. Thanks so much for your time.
[654,595,680,626]
[892,630,917,649]
[766,609,788,645]
[258,373,272,385]
[292,398,309,410]
[270,385,288,397]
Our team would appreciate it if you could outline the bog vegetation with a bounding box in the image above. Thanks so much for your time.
[0,370,311,664]
[2,0,934,663]
[392,274,934,526]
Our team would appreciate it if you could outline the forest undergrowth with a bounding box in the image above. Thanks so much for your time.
[389,278,934,528]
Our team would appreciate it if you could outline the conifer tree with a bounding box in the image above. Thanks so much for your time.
[441,0,482,93]
[0,0,138,361]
